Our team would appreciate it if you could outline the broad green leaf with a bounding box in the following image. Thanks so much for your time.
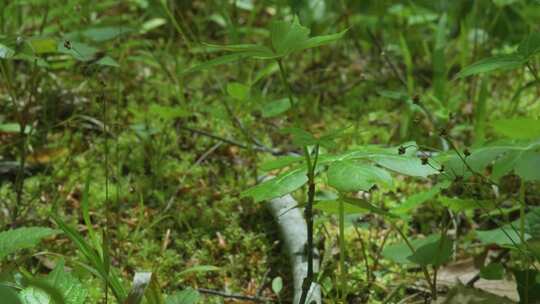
[260,98,291,118]
[382,234,440,265]
[439,197,494,212]
[57,41,99,61]
[80,26,132,42]
[372,155,438,178]
[456,54,525,78]
[242,167,308,202]
[270,17,310,57]
[0,285,22,304]
[271,277,283,294]
[327,161,392,192]
[27,37,58,54]
[480,263,504,280]
[314,199,369,215]
[47,261,88,304]
[259,155,302,171]
[166,288,200,304]
[177,265,219,278]
[0,43,15,58]
[19,287,51,304]
[492,149,540,181]
[518,32,540,58]
[408,234,453,267]
[226,82,250,101]
[391,181,450,214]
[0,227,59,261]
[476,227,530,246]
[492,118,540,140]
[96,56,119,67]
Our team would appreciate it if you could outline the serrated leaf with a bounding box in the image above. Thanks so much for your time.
[47,261,88,304]
[242,167,308,202]
[456,54,525,78]
[327,161,392,192]
[0,227,59,261]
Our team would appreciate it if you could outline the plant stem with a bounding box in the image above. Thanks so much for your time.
[298,144,319,304]
[277,59,295,109]
[339,199,346,302]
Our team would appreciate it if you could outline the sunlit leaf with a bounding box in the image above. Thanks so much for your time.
[327,161,392,192]
[0,227,59,261]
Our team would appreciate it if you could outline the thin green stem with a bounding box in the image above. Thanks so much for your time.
[339,199,346,302]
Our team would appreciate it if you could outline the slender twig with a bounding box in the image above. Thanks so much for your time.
[179,126,282,155]
[197,288,275,303]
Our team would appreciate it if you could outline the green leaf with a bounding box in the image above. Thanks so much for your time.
[149,104,190,121]
[491,118,540,140]
[518,32,540,58]
[391,181,450,215]
[0,227,59,261]
[476,227,530,246]
[27,37,58,54]
[0,123,32,134]
[270,17,310,57]
[0,285,22,304]
[177,265,219,278]
[19,287,51,304]
[327,161,392,192]
[408,234,453,267]
[314,199,370,215]
[479,263,504,280]
[382,234,441,265]
[0,43,15,58]
[166,288,200,304]
[242,167,308,202]
[260,98,291,118]
[96,56,119,67]
[259,155,302,171]
[80,26,132,42]
[181,53,249,74]
[47,261,88,304]
[271,277,283,295]
[372,155,438,178]
[57,41,99,61]
[226,82,250,101]
[203,43,275,58]
[492,149,540,181]
[296,30,348,51]
[456,54,525,78]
